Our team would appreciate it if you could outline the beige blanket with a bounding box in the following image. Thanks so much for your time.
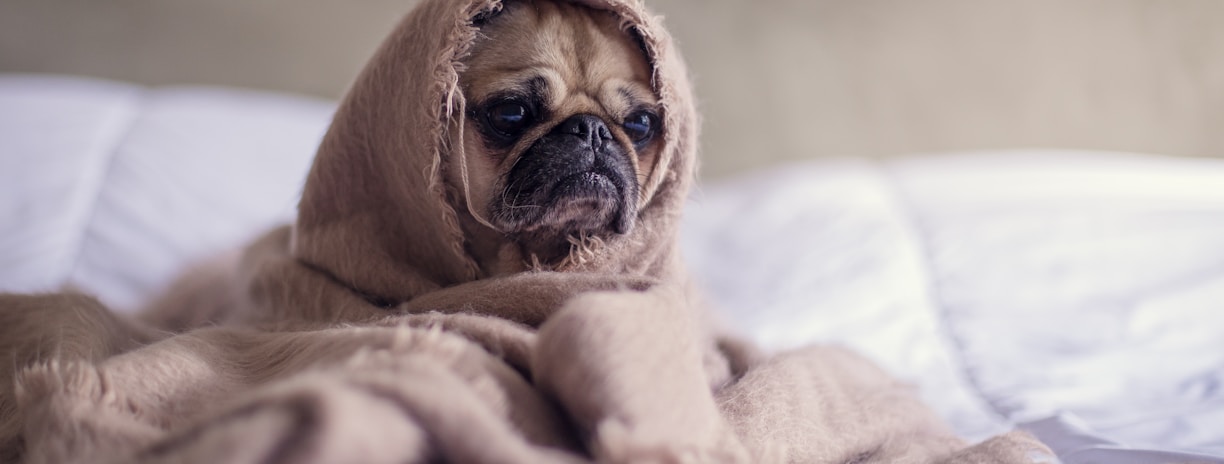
[0,0,1054,462]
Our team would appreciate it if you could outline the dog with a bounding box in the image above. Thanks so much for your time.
[449,0,662,268]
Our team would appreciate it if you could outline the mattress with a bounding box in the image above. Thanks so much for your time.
[2,74,1222,463]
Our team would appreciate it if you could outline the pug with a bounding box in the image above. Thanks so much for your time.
[449,0,662,270]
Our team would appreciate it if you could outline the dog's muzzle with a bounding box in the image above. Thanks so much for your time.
[492,114,639,237]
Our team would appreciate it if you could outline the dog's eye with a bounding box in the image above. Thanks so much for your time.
[486,101,532,138]
[622,111,657,144]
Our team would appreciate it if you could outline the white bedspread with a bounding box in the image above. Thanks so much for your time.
[2,74,1222,462]
[684,154,1224,461]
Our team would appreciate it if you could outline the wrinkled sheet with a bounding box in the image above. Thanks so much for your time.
[684,153,1224,461]
[2,74,1222,462]
[0,74,327,310]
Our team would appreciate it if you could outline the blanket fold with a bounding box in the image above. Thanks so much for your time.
[0,0,1056,462]
[2,290,1052,463]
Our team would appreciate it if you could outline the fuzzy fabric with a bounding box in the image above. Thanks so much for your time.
[0,0,1055,462]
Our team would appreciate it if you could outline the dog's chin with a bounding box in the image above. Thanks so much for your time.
[535,170,626,234]
[497,168,635,243]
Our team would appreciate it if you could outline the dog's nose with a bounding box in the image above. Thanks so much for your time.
[555,114,612,148]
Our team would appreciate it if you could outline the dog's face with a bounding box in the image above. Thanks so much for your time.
[456,0,660,260]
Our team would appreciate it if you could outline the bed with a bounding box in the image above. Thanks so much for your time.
[2,74,1222,463]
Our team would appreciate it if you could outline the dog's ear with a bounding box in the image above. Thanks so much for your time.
[627,27,650,66]
[471,4,504,27]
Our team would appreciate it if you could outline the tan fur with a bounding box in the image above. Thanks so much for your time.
[450,0,661,273]
[0,0,1056,462]
[454,0,659,195]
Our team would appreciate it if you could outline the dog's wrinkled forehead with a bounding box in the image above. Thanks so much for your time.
[462,0,656,123]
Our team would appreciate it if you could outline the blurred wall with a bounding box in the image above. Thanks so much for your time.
[0,0,405,98]
[3,0,1223,178]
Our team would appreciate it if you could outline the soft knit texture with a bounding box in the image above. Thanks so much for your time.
[1,0,1054,462]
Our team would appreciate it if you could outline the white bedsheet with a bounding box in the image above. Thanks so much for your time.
[2,74,1222,462]
[684,154,1224,460]
[0,74,327,310]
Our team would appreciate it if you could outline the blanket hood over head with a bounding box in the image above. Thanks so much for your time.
[291,0,699,307]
